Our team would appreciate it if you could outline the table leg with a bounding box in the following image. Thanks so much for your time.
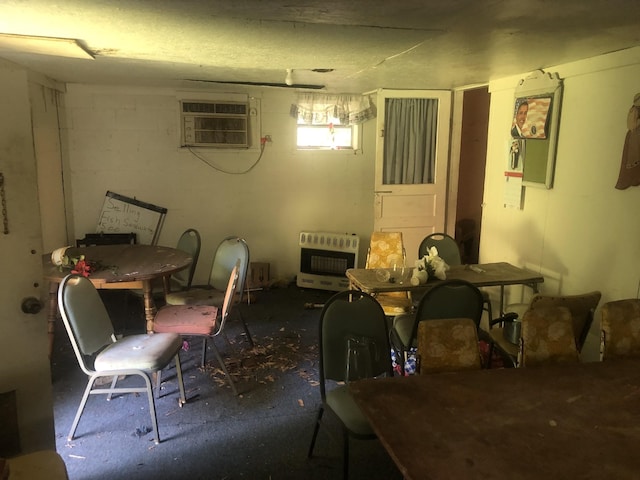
[143,280,157,334]
[47,281,59,359]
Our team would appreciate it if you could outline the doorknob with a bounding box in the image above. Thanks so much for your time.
[21,297,43,314]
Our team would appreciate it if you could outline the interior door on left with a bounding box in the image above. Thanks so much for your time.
[0,67,55,453]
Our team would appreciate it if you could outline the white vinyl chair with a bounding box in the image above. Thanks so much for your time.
[58,274,186,444]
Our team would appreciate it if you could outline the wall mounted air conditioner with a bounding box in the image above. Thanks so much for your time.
[180,100,249,148]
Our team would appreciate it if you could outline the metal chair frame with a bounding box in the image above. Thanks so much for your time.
[58,274,186,444]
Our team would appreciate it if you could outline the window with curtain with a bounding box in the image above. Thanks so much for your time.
[383,97,438,184]
[291,93,376,149]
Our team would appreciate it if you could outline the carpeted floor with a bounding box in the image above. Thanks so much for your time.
[50,285,403,480]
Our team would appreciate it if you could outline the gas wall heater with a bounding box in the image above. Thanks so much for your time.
[297,231,360,291]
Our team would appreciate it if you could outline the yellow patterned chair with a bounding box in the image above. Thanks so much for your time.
[489,290,601,367]
[526,291,601,353]
[416,318,482,374]
[365,231,412,316]
[600,298,640,360]
[518,305,579,367]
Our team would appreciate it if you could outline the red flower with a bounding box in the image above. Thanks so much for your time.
[72,259,91,277]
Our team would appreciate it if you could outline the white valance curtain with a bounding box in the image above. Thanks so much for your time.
[383,98,438,184]
[290,93,376,125]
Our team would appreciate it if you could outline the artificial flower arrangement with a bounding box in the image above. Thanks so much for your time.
[410,246,449,285]
[51,246,92,277]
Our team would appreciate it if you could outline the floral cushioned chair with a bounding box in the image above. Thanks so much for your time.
[365,231,412,316]
[391,279,484,374]
[518,305,579,367]
[600,298,640,360]
[488,290,602,367]
[526,291,602,354]
[416,317,482,374]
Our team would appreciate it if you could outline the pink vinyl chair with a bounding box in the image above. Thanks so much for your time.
[153,261,241,395]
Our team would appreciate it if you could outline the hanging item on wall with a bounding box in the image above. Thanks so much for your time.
[615,93,640,190]
[510,70,563,189]
[0,173,8,234]
[504,139,524,209]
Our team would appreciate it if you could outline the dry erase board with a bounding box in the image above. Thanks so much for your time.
[96,191,167,245]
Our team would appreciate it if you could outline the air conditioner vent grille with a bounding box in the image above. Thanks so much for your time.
[181,100,249,147]
[182,102,247,115]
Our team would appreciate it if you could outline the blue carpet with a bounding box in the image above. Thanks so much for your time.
[51,286,403,480]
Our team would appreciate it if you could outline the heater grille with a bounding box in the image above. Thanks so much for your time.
[297,231,359,291]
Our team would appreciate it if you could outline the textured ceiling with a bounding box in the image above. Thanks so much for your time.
[1,0,639,92]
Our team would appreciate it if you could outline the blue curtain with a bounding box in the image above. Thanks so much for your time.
[383,98,438,184]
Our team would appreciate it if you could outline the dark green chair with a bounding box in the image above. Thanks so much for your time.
[417,232,494,323]
[308,290,393,479]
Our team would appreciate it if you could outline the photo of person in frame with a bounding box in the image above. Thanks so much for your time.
[510,95,552,139]
[511,99,528,138]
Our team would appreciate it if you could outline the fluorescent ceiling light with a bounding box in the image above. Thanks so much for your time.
[0,33,94,59]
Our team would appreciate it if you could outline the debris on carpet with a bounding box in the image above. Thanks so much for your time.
[203,331,319,388]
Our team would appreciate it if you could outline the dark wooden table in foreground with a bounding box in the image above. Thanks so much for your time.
[43,244,192,357]
[350,359,640,479]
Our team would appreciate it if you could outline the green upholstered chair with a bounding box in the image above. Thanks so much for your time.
[167,228,201,292]
[58,274,186,444]
[417,232,494,322]
[164,235,253,347]
[128,228,201,300]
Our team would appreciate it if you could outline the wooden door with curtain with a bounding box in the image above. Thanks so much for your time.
[374,89,452,266]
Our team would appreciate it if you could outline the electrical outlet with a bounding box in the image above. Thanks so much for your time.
[264,135,272,142]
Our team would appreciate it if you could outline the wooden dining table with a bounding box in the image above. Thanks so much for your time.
[42,244,192,357]
[350,358,640,480]
[346,262,544,315]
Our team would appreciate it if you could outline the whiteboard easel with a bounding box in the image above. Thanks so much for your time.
[96,191,167,245]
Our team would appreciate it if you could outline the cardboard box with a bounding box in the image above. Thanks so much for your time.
[248,262,270,289]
